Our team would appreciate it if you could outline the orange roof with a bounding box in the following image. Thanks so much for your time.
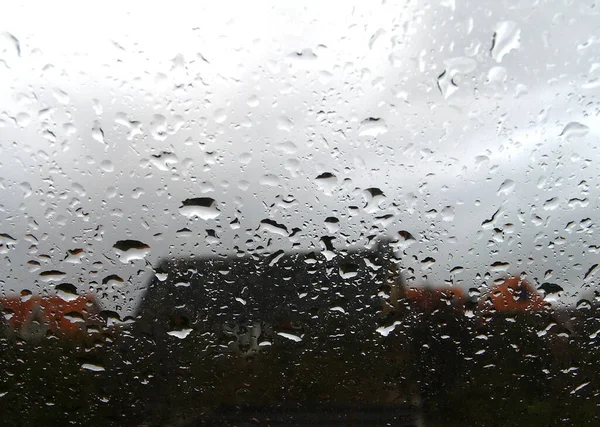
[479,277,546,313]
[0,294,100,338]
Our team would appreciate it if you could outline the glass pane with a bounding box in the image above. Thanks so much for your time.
[1,1,599,425]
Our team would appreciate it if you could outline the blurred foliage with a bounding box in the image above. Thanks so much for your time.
[0,306,599,426]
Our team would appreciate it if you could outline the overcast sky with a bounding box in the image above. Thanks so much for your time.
[1,0,599,314]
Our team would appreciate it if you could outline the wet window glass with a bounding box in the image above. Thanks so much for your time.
[1,1,599,425]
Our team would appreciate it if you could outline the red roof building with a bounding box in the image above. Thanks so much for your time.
[478,276,546,313]
[0,293,100,340]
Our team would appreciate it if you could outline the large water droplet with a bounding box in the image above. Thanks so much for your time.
[490,21,521,62]
[100,160,114,172]
[258,219,288,236]
[559,122,589,139]
[497,179,515,196]
[363,188,386,213]
[179,198,220,220]
[339,263,359,279]
[150,151,178,171]
[112,240,150,263]
[0,32,20,58]
[315,172,337,195]
[376,321,402,337]
[325,217,340,233]
[213,109,227,124]
[0,233,17,245]
[55,283,78,302]
[81,363,105,372]
[102,275,125,287]
[167,328,193,339]
[92,124,105,145]
[437,70,458,99]
[39,270,67,282]
[276,332,302,342]
[395,231,416,252]
[358,118,388,137]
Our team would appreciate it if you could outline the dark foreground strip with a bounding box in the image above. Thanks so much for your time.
[184,404,421,426]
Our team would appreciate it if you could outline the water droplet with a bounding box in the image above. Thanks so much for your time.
[325,217,340,233]
[358,118,388,137]
[112,240,150,263]
[179,198,220,220]
[102,275,125,287]
[368,29,386,50]
[92,124,105,145]
[81,363,105,372]
[497,179,515,196]
[486,66,507,90]
[490,262,509,272]
[543,197,560,211]
[584,264,598,281]
[92,99,103,115]
[213,109,227,124]
[150,151,178,171]
[0,32,20,58]
[64,311,85,323]
[576,299,591,310]
[150,114,167,140]
[376,321,402,337]
[490,21,521,62]
[288,48,318,62]
[0,233,17,245]
[421,257,436,269]
[247,96,259,107]
[16,112,31,127]
[559,122,589,139]
[106,187,117,198]
[174,281,190,288]
[53,89,70,105]
[100,160,114,172]
[39,270,67,282]
[438,57,477,98]
[238,152,252,165]
[437,70,458,98]
[276,116,293,132]
[276,332,302,342]
[275,141,298,154]
[363,188,386,213]
[315,172,337,195]
[132,187,145,199]
[441,206,455,222]
[339,263,359,279]
[258,219,288,236]
[55,283,78,302]
[570,382,590,395]
[20,289,33,302]
[396,230,416,250]
[167,328,193,339]
[537,282,563,296]
[260,174,280,187]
